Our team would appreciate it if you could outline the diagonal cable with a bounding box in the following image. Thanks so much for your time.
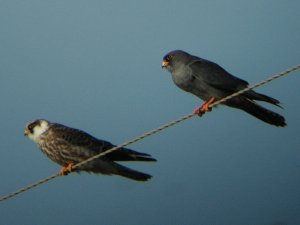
[210,64,300,107]
[0,64,299,202]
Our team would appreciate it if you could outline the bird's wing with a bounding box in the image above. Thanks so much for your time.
[189,59,249,92]
[50,124,113,153]
[48,124,156,162]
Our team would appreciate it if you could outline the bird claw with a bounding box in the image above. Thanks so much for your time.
[193,97,215,116]
[193,108,205,117]
[59,163,74,176]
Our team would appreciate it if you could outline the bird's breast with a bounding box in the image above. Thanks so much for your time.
[171,69,215,101]
[171,70,194,92]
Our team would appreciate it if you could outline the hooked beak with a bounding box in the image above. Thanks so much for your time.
[161,60,169,68]
[24,129,29,136]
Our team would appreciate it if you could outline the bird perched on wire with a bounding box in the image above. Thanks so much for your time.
[24,119,156,181]
[162,50,286,127]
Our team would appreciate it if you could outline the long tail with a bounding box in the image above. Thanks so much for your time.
[226,97,286,127]
[79,160,153,182]
[113,163,152,181]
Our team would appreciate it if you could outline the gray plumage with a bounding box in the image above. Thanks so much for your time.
[162,50,286,127]
[25,119,156,181]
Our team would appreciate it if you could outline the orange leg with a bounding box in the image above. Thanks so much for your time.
[193,97,216,116]
[59,163,74,176]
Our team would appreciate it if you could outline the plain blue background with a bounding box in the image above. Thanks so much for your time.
[0,1,299,225]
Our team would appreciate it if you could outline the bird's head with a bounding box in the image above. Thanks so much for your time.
[24,119,50,142]
[162,50,191,72]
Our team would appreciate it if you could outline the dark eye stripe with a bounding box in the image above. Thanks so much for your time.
[163,54,172,61]
[28,121,40,132]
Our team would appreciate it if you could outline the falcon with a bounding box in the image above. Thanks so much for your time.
[24,119,156,181]
[162,50,286,127]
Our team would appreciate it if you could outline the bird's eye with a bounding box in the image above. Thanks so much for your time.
[163,54,172,62]
[28,121,39,133]
[28,124,34,132]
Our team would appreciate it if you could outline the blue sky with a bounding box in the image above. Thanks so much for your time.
[0,1,299,225]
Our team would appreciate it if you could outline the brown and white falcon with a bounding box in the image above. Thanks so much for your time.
[24,119,156,181]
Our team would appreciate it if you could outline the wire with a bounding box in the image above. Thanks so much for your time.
[0,64,299,202]
[73,113,195,170]
[210,64,300,107]
[0,173,59,202]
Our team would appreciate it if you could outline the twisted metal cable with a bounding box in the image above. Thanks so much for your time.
[0,173,59,202]
[72,113,195,170]
[1,64,299,202]
[210,64,300,107]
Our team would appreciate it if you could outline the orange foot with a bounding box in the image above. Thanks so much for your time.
[193,97,216,116]
[59,163,74,176]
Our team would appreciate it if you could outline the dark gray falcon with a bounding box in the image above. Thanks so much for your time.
[162,50,286,127]
[25,119,156,181]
